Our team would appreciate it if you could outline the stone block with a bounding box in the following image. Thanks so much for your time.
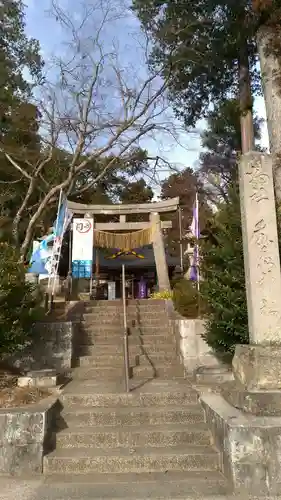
[18,374,57,388]
[25,273,39,284]
[5,321,74,374]
[0,411,44,445]
[0,443,43,475]
[201,392,281,495]
[18,369,57,388]
[222,380,281,416]
[233,344,281,390]
[0,396,58,475]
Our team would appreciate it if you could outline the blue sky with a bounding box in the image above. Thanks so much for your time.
[24,0,269,180]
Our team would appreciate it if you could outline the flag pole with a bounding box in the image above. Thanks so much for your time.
[195,191,201,316]
[178,205,183,272]
[48,189,63,295]
[196,192,200,292]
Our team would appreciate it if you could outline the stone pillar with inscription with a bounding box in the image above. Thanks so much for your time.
[224,152,281,412]
[199,153,281,496]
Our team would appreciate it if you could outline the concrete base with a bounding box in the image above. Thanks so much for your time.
[18,370,57,388]
[222,380,281,416]
[195,366,234,384]
[201,392,281,496]
[176,319,221,373]
[233,344,281,391]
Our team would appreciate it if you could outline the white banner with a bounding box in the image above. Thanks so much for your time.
[47,190,73,293]
[72,218,94,278]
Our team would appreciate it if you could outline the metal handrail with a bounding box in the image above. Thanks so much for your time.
[44,292,54,315]
[122,264,130,392]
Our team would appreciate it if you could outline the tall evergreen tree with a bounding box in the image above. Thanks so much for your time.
[199,98,263,354]
[200,190,248,355]
[160,168,210,258]
[0,1,43,242]
[132,1,258,129]
[0,0,43,136]
[199,98,263,202]
[132,0,281,199]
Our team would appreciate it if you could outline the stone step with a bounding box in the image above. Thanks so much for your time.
[79,317,172,330]
[195,366,234,384]
[77,330,173,340]
[81,316,168,324]
[60,389,199,407]
[60,405,204,427]
[82,310,168,318]
[81,311,168,318]
[76,353,178,367]
[83,300,166,308]
[76,334,176,346]
[77,343,177,356]
[56,422,211,449]
[82,309,168,316]
[77,325,173,336]
[54,303,167,314]
[76,336,174,346]
[44,444,219,474]
[71,364,184,380]
[80,319,170,326]
[80,322,170,331]
[41,470,229,498]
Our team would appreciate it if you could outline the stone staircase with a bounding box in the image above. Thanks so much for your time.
[71,299,183,380]
[44,299,230,498]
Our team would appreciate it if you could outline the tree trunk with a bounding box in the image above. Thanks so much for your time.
[257,24,281,204]
[238,40,255,154]
[20,186,61,259]
[20,172,74,259]
[12,179,36,247]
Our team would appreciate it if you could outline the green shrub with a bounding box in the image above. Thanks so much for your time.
[200,189,248,355]
[150,290,173,300]
[172,279,201,318]
[0,243,43,356]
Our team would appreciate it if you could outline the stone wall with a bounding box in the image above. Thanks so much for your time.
[175,318,219,373]
[201,392,281,496]
[6,321,74,374]
[0,396,58,475]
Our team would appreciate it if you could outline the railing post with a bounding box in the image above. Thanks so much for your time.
[44,292,49,313]
[122,264,130,393]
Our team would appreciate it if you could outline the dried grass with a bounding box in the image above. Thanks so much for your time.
[0,367,50,408]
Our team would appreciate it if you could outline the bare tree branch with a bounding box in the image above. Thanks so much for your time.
[4,153,32,181]
[0,0,184,257]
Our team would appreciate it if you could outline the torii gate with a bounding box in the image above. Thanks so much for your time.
[67,197,179,291]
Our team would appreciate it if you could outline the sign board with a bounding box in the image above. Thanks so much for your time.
[108,281,116,300]
[72,218,94,278]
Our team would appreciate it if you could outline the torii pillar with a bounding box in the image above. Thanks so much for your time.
[150,212,170,292]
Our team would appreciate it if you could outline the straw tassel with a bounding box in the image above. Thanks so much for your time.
[93,226,154,249]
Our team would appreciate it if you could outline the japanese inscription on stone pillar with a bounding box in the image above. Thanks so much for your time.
[239,152,281,344]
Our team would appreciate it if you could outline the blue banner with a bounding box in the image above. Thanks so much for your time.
[28,234,54,275]
[28,191,73,276]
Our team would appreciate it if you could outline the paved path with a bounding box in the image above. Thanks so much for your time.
[0,478,43,500]
[0,477,281,500]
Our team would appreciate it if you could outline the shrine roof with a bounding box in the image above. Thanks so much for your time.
[93,245,179,269]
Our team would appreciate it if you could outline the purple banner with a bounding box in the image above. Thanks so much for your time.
[138,279,147,299]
